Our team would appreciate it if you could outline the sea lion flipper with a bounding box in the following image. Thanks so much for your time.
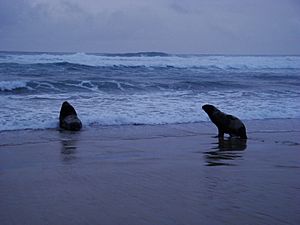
[217,129,225,138]
[238,126,248,139]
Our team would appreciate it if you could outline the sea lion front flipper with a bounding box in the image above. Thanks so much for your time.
[217,128,225,139]
[61,115,82,131]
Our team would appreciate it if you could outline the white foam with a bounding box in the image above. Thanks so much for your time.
[1,90,299,131]
[1,53,300,70]
[0,80,29,91]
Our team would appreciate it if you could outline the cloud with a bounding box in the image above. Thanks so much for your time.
[0,0,300,54]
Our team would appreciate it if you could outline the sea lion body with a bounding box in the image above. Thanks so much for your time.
[59,101,82,131]
[202,104,247,139]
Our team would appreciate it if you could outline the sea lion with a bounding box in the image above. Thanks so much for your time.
[202,104,247,139]
[59,101,82,131]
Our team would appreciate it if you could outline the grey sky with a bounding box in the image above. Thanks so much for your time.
[0,0,300,54]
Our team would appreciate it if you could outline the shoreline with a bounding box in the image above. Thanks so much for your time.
[1,117,300,141]
[1,118,300,225]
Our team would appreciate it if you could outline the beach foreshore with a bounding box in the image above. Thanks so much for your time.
[1,119,300,225]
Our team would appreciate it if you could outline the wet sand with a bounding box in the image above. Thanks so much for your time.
[1,119,300,225]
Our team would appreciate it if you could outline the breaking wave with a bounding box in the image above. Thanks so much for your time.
[0,80,30,91]
[1,52,300,71]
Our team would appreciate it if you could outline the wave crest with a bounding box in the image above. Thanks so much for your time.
[1,52,300,70]
[0,80,29,91]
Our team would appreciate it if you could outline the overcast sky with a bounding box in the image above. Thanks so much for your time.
[1,0,300,54]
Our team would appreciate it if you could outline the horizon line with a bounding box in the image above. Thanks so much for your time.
[0,50,300,57]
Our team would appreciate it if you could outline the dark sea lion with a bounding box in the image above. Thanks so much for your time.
[202,104,247,139]
[59,101,82,131]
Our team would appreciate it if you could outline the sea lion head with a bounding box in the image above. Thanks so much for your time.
[60,101,77,117]
[202,104,217,115]
[62,101,73,110]
[62,101,70,106]
[59,101,78,122]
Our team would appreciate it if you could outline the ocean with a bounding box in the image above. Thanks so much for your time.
[0,51,300,131]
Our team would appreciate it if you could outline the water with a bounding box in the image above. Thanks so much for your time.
[1,51,300,131]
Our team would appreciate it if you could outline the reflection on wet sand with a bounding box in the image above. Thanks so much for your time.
[60,131,80,162]
[204,138,247,166]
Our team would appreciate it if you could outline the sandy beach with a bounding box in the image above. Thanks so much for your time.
[1,119,300,225]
